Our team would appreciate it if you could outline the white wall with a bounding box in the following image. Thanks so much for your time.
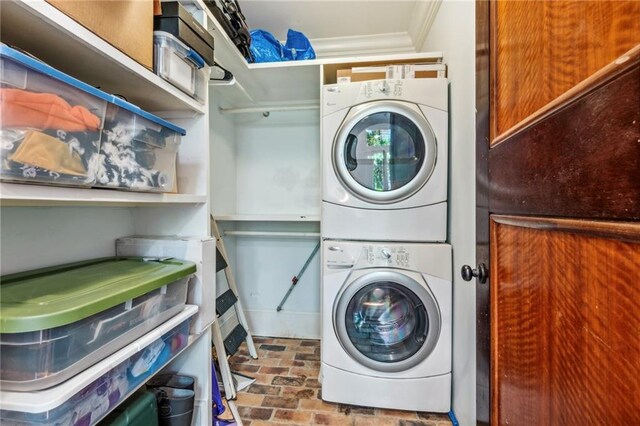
[0,207,134,274]
[422,1,476,424]
[234,110,320,215]
[235,234,321,338]
[209,94,238,217]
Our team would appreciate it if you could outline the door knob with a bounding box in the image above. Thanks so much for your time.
[461,263,488,283]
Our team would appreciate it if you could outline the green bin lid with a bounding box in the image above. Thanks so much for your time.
[0,257,196,334]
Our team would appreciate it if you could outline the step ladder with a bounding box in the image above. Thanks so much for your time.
[211,216,258,400]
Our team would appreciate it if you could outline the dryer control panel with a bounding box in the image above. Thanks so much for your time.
[362,244,411,269]
[321,78,447,117]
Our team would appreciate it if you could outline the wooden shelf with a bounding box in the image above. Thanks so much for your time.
[0,183,207,207]
[0,0,206,115]
[214,214,320,222]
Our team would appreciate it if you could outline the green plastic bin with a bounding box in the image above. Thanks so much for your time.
[0,257,196,391]
[100,390,159,426]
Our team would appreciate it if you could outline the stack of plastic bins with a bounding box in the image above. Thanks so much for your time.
[0,44,109,187]
[0,43,187,193]
[0,257,196,392]
[95,99,186,193]
[0,305,198,426]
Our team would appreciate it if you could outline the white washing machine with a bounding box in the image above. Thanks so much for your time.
[322,78,448,242]
[321,240,451,412]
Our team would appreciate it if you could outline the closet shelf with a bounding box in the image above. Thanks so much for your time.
[0,0,206,115]
[215,214,320,222]
[224,231,320,238]
[0,305,199,415]
[0,183,207,207]
[186,0,443,107]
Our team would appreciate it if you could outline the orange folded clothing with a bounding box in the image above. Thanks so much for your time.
[0,88,101,132]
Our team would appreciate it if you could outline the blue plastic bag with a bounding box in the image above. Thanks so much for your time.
[283,29,316,61]
[249,29,283,63]
[249,28,315,63]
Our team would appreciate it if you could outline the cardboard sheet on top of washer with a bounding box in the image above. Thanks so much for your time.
[336,63,448,83]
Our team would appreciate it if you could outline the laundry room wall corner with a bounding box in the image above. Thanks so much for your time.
[209,95,238,219]
[422,1,476,424]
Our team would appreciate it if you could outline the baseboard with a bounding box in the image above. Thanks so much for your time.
[218,309,321,340]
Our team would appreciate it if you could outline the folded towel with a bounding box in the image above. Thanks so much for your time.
[10,130,87,176]
[0,88,101,132]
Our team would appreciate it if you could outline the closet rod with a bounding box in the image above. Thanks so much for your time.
[223,231,321,238]
[219,105,320,114]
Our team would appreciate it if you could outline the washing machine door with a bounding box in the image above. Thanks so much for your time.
[333,100,437,204]
[334,270,441,373]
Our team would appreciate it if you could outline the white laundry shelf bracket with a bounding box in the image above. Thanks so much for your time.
[222,231,321,238]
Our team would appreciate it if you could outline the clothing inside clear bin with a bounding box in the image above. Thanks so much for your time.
[0,127,100,185]
[96,105,177,192]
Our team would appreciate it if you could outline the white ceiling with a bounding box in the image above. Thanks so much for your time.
[239,0,442,57]
[241,1,416,40]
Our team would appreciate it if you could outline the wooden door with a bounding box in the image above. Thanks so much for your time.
[475,1,640,424]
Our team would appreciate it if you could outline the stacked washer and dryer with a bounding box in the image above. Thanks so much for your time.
[320,77,452,412]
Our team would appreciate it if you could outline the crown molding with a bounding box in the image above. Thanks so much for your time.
[310,32,415,58]
[408,0,442,51]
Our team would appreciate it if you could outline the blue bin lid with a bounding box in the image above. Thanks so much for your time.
[0,44,186,136]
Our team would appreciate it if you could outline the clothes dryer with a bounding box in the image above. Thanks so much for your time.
[322,79,448,242]
[321,240,452,412]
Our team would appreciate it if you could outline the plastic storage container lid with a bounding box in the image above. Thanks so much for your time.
[0,257,196,334]
[0,44,187,136]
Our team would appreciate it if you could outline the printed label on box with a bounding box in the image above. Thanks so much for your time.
[385,65,404,79]
[404,65,416,79]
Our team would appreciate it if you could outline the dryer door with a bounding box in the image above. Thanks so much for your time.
[333,100,437,204]
[333,270,441,373]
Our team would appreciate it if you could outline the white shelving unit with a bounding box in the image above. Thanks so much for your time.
[0,306,200,424]
[206,14,324,336]
[215,214,320,222]
[0,0,205,114]
[185,0,443,108]
[0,183,207,207]
[0,1,213,424]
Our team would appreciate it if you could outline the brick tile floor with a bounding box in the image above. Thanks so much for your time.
[228,337,452,426]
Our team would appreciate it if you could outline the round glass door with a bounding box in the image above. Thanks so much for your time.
[334,271,441,372]
[333,101,437,204]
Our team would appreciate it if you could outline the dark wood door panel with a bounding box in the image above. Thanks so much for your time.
[492,0,640,139]
[476,0,491,423]
[490,216,640,425]
[489,50,640,221]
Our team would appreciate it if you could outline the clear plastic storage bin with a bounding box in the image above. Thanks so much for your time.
[0,306,196,426]
[153,31,210,103]
[0,257,196,391]
[0,44,109,187]
[95,100,185,192]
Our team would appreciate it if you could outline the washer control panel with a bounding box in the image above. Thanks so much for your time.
[361,245,411,269]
